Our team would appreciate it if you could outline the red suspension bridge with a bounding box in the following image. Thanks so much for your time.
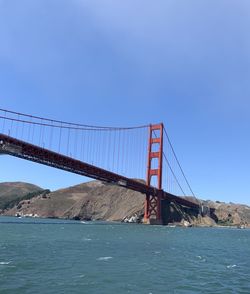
[0,108,206,224]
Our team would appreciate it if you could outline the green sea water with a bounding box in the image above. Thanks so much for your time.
[0,216,249,293]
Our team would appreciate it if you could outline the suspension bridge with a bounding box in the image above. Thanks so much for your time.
[0,108,206,224]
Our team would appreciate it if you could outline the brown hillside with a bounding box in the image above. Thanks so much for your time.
[3,181,145,221]
[1,181,250,227]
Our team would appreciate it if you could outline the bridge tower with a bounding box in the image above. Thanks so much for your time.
[144,123,164,225]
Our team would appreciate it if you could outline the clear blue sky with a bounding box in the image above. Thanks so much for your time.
[0,0,250,204]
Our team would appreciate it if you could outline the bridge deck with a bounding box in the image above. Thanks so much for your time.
[0,133,200,210]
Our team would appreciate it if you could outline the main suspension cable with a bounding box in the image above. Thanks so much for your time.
[152,129,186,195]
[163,151,186,196]
[163,126,196,198]
[0,108,149,131]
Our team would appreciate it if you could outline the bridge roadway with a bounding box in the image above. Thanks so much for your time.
[0,133,200,211]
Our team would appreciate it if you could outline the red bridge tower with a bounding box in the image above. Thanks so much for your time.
[144,123,164,225]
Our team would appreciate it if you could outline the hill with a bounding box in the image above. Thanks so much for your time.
[1,181,145,221]
[1,181,250,227]
[0,182,45,211]
[203,200,250,227]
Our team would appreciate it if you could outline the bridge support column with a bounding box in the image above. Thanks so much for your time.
[143,123,164,225]
[144,191,163,225]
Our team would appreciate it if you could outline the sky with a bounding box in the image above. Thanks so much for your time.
[0,0,250,204]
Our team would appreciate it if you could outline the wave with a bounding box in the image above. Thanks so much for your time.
[0,261,11,265]
[97,257,113,261]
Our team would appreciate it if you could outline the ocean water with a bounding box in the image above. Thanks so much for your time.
[0,217,249,294]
